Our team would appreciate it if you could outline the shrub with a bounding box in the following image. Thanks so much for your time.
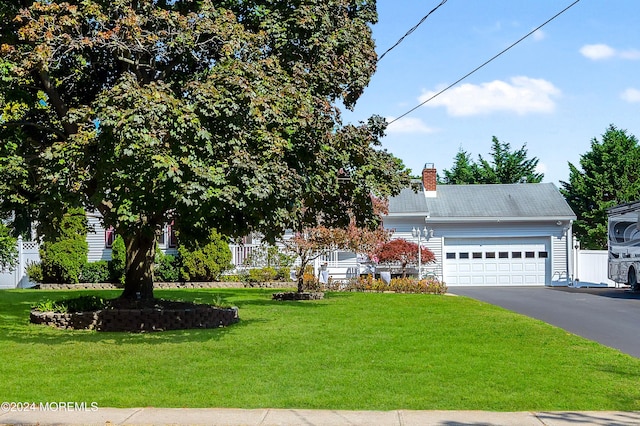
[81,261,110,283]
[248,267,278,283]
[0,222,17,270]
[40,239,88,284]
[343,276,447,294]
[276,267,292,281]
[109,235,126,285]
[25,261,43,283]
[179,229,232,282]
[155,252,180,282]
[39,207,88,284]
[33,295,107,313]
[221,274,242,282]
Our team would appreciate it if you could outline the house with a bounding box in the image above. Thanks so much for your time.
[1,165,578,288]
[383,165,577,286]
[85,213,178,262]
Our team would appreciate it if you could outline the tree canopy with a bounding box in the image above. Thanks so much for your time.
[0,0,410,299]
[440,137,543,184]
[560,125,640,250]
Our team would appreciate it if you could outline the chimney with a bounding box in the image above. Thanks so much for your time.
[422,163,437,198]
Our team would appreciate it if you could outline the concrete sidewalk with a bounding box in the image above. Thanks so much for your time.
[2,407,640,426]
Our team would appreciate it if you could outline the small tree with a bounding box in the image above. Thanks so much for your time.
[282,199,391,293]
[374,239,435,278]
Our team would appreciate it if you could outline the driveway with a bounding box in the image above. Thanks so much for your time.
[449,286,640,358]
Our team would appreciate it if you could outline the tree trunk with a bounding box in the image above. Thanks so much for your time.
[296,262,306,293]
[120,229,157,300]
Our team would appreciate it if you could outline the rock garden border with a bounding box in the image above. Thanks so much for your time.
[30,304,239,332]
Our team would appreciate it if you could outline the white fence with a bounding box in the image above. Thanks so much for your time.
[572,249,616,287]
[0,237,39,289]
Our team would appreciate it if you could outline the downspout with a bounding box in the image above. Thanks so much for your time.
[567,221,576,286]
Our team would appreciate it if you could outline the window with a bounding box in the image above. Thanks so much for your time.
[105,226,116,248]
[499,252,509,259]
[525,251,535,258]
[485,252,496,259]
[167,220,177,248]
[538,251,548,258]
[512,251,522,259]
[446,253,456,259]
[459,252,469,259]
[472,252,482,259]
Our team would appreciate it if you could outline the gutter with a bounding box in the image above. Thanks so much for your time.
[386,214,577,223]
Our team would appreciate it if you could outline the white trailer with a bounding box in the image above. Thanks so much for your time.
[608,201,640,290]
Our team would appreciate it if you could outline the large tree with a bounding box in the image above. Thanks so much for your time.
[0,1,409,300]
[440,137,543,184]
[561,125,640,250]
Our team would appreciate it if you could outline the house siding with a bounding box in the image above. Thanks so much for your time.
[551,233,571,283]
[86,214,178,263]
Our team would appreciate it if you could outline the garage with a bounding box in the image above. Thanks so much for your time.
[443,237,550,286]
[384,165,576,287]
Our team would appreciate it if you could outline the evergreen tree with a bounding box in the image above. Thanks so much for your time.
[440,149,479,184]
[560,125,640,249]
[441,137,543,184]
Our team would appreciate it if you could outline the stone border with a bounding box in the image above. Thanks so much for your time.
[37,282,290,290]
[30,305,239,332]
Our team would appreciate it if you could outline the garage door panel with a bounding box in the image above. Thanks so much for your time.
[444,238,549,286]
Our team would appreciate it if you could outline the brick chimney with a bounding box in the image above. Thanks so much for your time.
[422,163,437,197]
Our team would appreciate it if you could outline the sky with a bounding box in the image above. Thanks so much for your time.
[341,0,640,186]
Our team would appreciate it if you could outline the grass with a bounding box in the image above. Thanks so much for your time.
[1,288,640,411]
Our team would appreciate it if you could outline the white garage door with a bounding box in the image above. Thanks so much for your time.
[444,238,549,286]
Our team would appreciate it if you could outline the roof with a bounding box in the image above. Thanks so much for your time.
[388,183,576,221]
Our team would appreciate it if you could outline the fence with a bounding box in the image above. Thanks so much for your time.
[573,249,615,287]
[0,237,40,289]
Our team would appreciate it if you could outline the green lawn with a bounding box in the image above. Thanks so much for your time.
[1,288,639,411]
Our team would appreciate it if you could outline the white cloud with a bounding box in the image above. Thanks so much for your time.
[418,77,561,117]
[621,88,640,103]
[532,29,546,41]
[386,117,436,134]
[580,44,616,60]
[620,49,640,60]
[580,43,640,60]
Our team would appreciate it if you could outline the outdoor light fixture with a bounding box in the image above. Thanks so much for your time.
[412,226,429,279]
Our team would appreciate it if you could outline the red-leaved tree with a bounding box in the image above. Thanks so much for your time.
[282,198,391,292]
[374,238,435,278]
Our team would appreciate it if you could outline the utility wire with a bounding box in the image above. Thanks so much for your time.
[388,0,581,125]
[377,0,448,62]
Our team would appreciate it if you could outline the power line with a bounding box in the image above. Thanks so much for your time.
[388,0,581,125]
[377,0,448,62]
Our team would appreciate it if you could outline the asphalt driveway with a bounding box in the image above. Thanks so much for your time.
[449,286,640,358]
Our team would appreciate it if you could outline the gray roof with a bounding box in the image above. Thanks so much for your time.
[388,183,576,221]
